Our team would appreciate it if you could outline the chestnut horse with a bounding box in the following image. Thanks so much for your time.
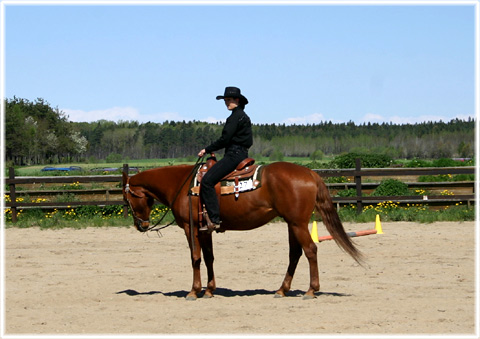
[122,161,362,300]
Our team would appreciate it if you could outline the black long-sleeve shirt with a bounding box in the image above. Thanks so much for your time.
[205,107,253,154]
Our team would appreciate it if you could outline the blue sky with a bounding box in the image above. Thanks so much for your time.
[3,1,477,125]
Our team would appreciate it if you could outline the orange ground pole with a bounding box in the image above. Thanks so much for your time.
[318,229,377,242]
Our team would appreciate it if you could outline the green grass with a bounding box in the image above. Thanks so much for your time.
[5,201,474,229]
[13,158,193,176]
[12,156,335,176]
[6,156,475,228]
[337,202,474,223]
[4,204,176,229]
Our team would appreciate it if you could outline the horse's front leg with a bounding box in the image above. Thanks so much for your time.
[198,232,216,298]
[184,223,203,300]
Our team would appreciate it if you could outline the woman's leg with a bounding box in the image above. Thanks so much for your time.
[200,155,239,224]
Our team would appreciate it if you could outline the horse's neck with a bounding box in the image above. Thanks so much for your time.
[138,165,194,205]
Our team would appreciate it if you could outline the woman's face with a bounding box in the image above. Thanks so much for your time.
[224,97,240,110]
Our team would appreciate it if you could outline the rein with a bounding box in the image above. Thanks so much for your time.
[125,156,205,234]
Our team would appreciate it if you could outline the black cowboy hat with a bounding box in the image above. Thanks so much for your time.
[216,86,248,105]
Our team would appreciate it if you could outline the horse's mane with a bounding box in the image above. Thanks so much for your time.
[129,164,195,197]
[135,164,194,179]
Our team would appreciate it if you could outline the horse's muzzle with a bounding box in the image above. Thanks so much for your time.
[135,219,150,232]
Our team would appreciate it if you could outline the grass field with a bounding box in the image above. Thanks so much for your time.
[12,156,319,176]
[5,156,475,227]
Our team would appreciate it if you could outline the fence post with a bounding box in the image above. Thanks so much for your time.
[8,167,18,223]
[355,158,362,215]
[122,164,129,219]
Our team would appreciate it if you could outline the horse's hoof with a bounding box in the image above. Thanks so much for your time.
[302,294,316,300]
[186,294,197,301]
[202,293,213,299]
[274,293,284,298]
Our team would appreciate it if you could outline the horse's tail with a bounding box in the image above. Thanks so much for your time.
[313,172,364,265]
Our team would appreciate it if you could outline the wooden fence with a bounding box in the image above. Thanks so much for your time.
[4,161,475,222]
[316,159,475,214]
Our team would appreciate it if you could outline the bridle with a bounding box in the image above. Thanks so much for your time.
[123,156,205,233]
[124,182,160,232]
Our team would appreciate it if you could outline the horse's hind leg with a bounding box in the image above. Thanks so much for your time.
[295,224,320,299]
[275,226,303,297]
[278,223,319,299]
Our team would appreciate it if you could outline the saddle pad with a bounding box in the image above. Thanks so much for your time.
[190,165,263,196]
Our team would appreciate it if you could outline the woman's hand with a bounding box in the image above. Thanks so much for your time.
[198,149,206,157]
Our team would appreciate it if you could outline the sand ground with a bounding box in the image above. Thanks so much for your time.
[3,221,477,337]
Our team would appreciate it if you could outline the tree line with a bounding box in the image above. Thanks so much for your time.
[5,97,88,166]
[5,97,475,166]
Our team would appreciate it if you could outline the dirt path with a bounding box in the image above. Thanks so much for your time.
[3,221,476,336]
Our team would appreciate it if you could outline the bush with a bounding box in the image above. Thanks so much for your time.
[106,153,123,163]
[452,174,475,181]
[404,159,432,168]
[336,188,356,197]
[372,179,409,196]
[4,203,176,229]
[405,158,475,168]
[310,150,324,161]
[418,174,452,182]
[418,174,475,182]
[338,202,475,223]
[323,175,350,183]
[330,153,392,169]
[431,158,460,167]
[269,150,284,162]
[303,161,325,169]
[76,205,101,218]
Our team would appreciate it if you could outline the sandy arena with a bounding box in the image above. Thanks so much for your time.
[3,221,477,337]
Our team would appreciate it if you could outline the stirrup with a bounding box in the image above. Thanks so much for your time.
[209,222,221,232]
[199,222,221,234]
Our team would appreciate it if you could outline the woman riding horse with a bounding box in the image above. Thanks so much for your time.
[197,86,253,233]
[122,87,363,299]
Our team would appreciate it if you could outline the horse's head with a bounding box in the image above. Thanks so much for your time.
[122,172,154,232]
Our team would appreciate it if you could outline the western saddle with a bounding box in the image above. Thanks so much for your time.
[191,154,260,196]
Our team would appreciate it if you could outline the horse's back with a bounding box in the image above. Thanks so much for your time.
[262,161,318,186]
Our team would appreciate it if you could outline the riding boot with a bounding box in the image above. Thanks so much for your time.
[199,211,221,234]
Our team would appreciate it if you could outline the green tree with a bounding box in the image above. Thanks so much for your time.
[310,149,324,161]
[5,97,88,165]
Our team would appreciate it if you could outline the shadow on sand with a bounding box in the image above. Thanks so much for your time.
[116,288,350,298]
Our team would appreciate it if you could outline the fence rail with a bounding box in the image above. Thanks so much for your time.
[314,159,475,214]
[314,166,475,177]
[4,162,476,222]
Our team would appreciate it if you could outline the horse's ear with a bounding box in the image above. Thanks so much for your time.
[130,189,146,198]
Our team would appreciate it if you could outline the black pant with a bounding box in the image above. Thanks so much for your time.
[200,145,248,224]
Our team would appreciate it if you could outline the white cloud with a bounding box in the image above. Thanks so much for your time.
[362,113,384,123]
[62,107,183,123]
[283,113,325,125]
[150,111,185,122]
[202,116,225,124]
[361,113,475,125]
[388,115,445,125]
[62,107,475,126]
[63,106,141,123]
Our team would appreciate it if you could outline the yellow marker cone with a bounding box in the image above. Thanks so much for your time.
[311,221,319,243]
[375,214,384,234]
